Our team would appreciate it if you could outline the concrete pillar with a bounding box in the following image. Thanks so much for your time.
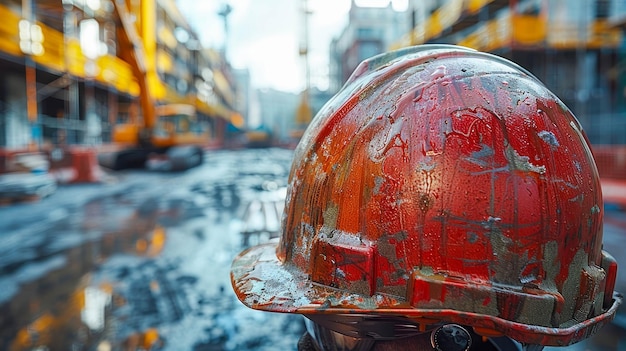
[4,73,30,148]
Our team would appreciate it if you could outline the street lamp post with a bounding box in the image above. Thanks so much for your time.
[218,3,232,61]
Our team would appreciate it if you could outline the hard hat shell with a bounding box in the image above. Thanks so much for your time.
[231,45,621,346]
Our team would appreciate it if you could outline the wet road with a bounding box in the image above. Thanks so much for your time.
[0,148,302,351]
[0,148,625,351]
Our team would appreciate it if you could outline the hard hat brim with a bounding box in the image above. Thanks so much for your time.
[230,238,407,313]
[230,239,623,346]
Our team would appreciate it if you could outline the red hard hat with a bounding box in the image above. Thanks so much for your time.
[230,45,621,346]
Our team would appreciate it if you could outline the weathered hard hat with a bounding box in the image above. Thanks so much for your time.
[230,44,621,346]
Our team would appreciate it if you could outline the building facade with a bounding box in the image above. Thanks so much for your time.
[329,0,408,93]
[0,0,239,152]
[393,0,626,144]
[327,0,626,144]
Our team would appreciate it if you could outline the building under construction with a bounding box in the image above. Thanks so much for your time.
[387,0,626,204]
[394,0,625,145]
[327,0,626,207]
[0,0,240,179]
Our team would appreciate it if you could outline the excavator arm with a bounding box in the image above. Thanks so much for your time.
[112,0,155,131]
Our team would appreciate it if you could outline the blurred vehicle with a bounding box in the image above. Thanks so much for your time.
[101,103,206,171]
[245,125,274,148]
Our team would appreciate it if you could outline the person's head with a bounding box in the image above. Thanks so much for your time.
[230,45,622,350]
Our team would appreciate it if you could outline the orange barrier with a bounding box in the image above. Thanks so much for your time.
[594,145,626,207]
[66,147,104,183]
[47,147,105,183]
[593,145,626,180]
[601,178,626,208]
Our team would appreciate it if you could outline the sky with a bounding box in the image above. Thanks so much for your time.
[176,0,407,94]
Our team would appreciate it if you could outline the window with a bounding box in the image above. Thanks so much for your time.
[596,0,610,18]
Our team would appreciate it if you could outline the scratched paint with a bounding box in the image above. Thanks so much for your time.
[231,45,621,346]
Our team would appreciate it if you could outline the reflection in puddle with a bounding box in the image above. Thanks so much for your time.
[82,286,111,332]
[2,149,307,351]
[1,194,170,351]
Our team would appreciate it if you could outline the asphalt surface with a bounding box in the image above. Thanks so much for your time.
[0,148,303,351]
[0,147,624,351]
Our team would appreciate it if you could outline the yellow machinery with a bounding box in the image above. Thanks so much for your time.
[99,0,207,171]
